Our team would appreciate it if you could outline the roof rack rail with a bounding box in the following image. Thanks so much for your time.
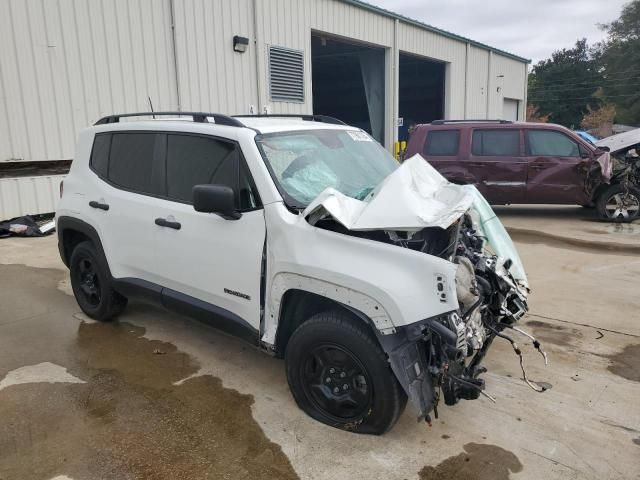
[431,119,513,125]
[94,112,245,127]
[233,114,346,125]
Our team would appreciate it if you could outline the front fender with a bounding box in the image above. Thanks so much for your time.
[261,203,459,345]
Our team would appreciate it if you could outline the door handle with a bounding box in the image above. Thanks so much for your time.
[89,200,109,211]
[155,217,181,230]
[468,162,484,167]
[530,164,546,170]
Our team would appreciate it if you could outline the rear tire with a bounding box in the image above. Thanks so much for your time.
[596,183,640,222]
[285,311,407,434]
[69,241,127,321]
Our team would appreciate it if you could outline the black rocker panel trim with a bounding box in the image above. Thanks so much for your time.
[112,277,259,345]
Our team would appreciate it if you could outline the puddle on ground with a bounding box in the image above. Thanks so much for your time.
[604,344,640,383]
[0,264,298,480]
[419,443,522,480]
[525,320,577,348]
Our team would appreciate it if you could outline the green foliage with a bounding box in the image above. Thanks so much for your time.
[528,39,603,128]
[596,0,640,124]
[528,0,640,128]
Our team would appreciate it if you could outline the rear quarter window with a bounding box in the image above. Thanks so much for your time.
[424,130,460,156]
[472,129,520,156]
[90,133,111,179]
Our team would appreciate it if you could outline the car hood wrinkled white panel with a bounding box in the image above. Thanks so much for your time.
[596,128,640,154]
[303,154,476,231]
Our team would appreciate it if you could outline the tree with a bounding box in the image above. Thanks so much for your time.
[526,104,549,123]
[527,39,603,128]
[580,102,616,138]
[596,0,640,125]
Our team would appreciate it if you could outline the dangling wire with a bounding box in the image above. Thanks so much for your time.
[506,325,549,366]
[486,324,547,393]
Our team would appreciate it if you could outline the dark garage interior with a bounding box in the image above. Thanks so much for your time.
[398,52,445,141]
[311,33,385,144]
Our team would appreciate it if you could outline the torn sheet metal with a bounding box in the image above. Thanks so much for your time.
[596,128,640,154]
[303,154,475,231]
[596,151,613,182]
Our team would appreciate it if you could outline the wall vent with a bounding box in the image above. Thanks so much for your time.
[268,46,304,102]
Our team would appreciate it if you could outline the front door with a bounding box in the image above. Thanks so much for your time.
[524,129,592,205]
[468,128,527,204]
[151,133,266,332]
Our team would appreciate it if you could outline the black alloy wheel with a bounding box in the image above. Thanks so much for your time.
[301,343,373,422]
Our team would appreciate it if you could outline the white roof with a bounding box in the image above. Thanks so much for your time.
[236,116,357,134]
[596,128,640,154]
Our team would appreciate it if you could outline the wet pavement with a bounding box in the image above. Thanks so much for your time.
[1,210,639,480]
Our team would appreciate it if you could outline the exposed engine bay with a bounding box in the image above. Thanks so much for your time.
[303,155,548,422]
[369,211,547,423]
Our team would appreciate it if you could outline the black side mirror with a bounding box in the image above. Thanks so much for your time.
[193,184,241,220]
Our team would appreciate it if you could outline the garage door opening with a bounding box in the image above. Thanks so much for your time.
[398,53,445,142]
[311,33,385,144]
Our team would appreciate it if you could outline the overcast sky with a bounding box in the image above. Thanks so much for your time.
[370,0,629,64]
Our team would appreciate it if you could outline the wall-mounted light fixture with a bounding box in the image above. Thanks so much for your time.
[233,35,249,53]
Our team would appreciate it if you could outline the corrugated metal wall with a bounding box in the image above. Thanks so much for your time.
[0,0,527,165]
[0,175,64,219]
[173,0,259,114]
[0,0,178,164]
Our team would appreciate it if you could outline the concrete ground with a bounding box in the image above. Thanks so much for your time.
[0,207,639,480]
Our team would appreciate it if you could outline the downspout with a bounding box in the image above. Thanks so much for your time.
[253,0,264,113]
[169,0,181,111]
[486,50,493,119]
[464,42,470,118]
[522,62,528,121]
[393,18,399,152]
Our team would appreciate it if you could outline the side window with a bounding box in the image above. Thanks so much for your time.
[527,130,580,157]
[166,134,260,210]
[90,133,111,179]
[108,132,164,195]
[424,130,460,156]
[472,129,520,156]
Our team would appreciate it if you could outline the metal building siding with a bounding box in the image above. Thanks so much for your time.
[254,0,395,115]
[0,175,64,219]
[172,0,259,114]
[490,54,526,119]
[466,46,490,118]
[0,0,177,163]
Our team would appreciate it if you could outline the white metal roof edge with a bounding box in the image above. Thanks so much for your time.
[339,0,531,64]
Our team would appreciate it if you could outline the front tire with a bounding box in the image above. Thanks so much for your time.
[285,311,407,434]
[596,183,640,222]
[69,241,127,321]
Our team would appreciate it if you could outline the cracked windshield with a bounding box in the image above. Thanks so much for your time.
[257,129,398,207]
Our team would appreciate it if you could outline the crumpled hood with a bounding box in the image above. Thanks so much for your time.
[303,154,475,231]
[303,153,529,290]
[596,127,640,154]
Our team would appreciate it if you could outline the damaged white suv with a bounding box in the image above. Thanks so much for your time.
[57,112,531,434]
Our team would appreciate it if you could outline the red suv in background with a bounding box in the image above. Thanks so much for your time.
[404,120,639,221]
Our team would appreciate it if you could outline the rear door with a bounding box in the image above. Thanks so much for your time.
[420,129,472,184]
[150,132,266,333]
[524,129,592,204]
[89,131,167,284]
[468,128,526,204]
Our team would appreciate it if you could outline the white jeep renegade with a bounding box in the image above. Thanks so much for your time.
[57,112,532,434]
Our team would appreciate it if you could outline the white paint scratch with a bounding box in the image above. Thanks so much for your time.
[0,362,85,391]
